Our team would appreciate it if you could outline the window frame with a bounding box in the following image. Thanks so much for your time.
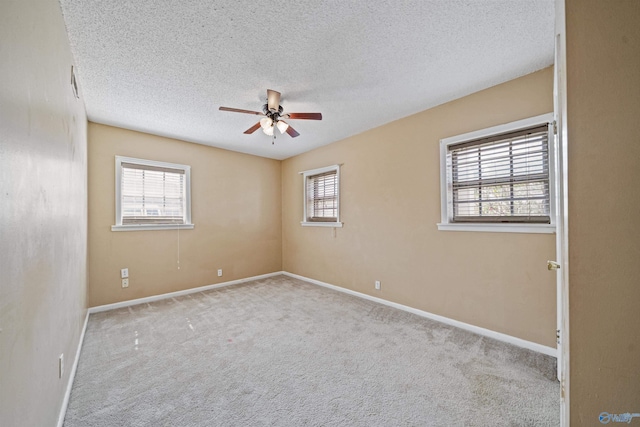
[112,156,194,232]
[438,113,556,234]
[300,164,343,228]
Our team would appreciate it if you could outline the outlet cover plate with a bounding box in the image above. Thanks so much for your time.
[59,354,64,378]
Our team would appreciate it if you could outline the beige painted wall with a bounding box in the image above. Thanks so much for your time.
[566,0,640,423]
[283,67,557,347]
[88,123,282,307]
[0,0,88,425]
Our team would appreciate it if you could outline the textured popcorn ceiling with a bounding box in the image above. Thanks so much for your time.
[59,1,554,160]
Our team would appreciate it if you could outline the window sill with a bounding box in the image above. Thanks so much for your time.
[111,224,195,232]
[301,221,343,228]
[437,223,555,234]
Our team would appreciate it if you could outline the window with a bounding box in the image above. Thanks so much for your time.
[438,114,555,233]
[301,165,343,227]
[112,156,193,231]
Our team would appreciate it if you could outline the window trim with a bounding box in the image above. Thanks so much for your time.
[112,156,194,232]
[300,164,343,228]
[438,113,556,234]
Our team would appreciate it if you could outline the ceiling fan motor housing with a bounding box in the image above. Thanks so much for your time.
[263,104,284,120]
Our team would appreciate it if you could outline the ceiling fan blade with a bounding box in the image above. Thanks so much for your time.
[285,125,300,138]
[243,122,261,134]
[286,112,323,120]
[219,106,264,116]
[267,89,281,111]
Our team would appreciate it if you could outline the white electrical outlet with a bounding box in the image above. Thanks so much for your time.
[375,280,381,290]
[121,268,128,278]
[122,278,129,288]
[59,354,64,379]
[217,269,223,277]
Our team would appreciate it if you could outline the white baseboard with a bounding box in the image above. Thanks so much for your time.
[57,310,90,427]
[282,272,557,358]
[88,271,284,314]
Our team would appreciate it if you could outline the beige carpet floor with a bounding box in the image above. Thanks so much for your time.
[64,275,559,426]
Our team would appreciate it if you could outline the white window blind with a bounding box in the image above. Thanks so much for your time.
[306,170,338,222]
[448,124,551,223]
[113,156,193,232]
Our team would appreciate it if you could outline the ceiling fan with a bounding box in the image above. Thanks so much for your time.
[219,89,322,141]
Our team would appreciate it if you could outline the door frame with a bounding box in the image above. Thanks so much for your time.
[554,0,570,425]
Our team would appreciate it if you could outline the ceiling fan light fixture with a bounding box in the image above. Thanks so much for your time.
[276,120,289,134]
[262,125,274,136]
[259,117,273,129]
